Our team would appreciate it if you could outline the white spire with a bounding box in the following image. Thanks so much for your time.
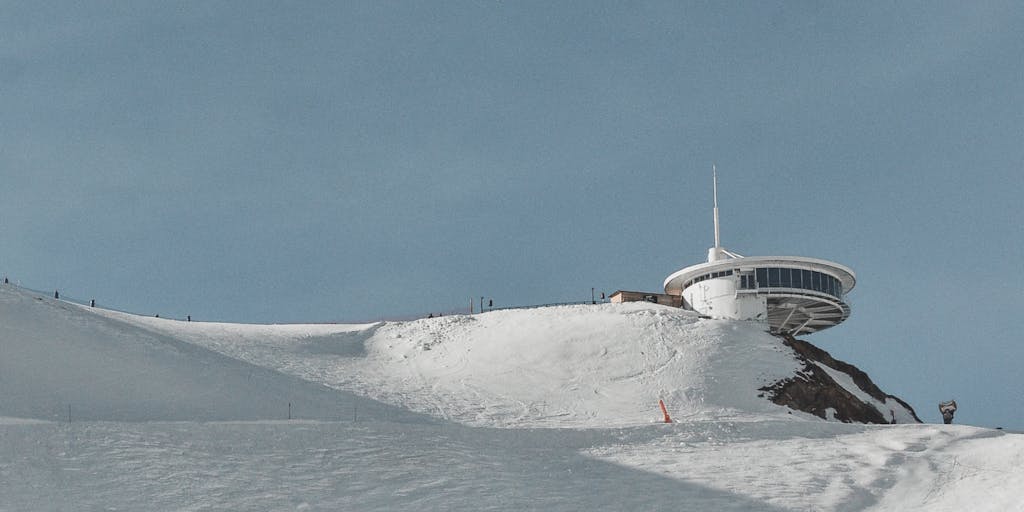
[713,163,720,249]
[707,164,741,262]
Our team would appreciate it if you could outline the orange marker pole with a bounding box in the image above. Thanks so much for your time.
[659,399,672,423]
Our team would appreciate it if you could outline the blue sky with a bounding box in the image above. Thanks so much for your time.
[2,2,1021,428]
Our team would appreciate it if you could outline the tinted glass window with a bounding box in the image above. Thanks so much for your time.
[768,268,780,287]
[812,271,821,291]
[780,268,791,288]
[756,268,768,287]
[802,270,813,290]
[791,269,802,288]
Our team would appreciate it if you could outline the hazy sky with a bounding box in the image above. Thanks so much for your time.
[2,2,1021,428]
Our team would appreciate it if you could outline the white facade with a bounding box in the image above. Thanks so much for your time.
[680,271,767,321]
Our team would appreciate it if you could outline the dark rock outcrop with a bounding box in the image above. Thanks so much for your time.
[759,334,921,424]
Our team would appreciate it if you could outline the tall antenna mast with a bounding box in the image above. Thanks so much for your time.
[713,164,720,249]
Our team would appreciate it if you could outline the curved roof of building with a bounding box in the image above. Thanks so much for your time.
[663,255,856,296]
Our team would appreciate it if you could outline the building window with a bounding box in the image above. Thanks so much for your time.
[739,273,755,289]
[738,267,843,298]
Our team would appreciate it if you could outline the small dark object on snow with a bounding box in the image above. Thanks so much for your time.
[939,400,957,424]
[90,299,95,307]
[54,290,59,299]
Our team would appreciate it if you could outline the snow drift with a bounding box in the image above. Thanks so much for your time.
[0,285,423,423]
[1,283,1021,511]
[74,290,916,427]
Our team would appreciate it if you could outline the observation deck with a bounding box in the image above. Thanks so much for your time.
[663,254,855,335]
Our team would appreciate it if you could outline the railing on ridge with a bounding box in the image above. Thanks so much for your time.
[2,279,612,325]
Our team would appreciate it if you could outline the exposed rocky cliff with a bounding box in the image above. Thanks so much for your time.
[760,334,921,424]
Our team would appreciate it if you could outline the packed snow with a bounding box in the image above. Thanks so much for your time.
[1,284,1021,510]
[91,300,810,428]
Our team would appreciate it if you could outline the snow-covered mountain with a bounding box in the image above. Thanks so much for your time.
[1,284,1020,511]
[85,296,918,427]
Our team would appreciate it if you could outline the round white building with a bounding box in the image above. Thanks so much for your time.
[663,170,856,335]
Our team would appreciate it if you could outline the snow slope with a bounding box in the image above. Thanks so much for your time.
[1,284,1021,511]
[89,301,842,427]
[0,285,423,423]
[2,418,1020,511]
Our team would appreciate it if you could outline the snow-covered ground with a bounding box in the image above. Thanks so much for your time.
[1,284,1021,510]
[91,300,811,428]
